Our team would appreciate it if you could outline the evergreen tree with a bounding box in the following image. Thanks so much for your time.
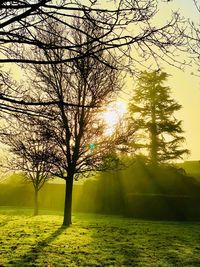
[128,71,189,165]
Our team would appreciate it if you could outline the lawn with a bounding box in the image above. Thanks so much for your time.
[0,208,200,266]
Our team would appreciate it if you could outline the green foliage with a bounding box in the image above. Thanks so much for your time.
[0,182,65,211]
[99,152,122,171]
[122,160,200,196]
[74,160,200,219]
[1,163,200,220]
[128,70,189,164]
[178,161,200,181]
[74,171,125,215]
[0,210,200,266]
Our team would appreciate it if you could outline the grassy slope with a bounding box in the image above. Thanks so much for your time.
[0,208,200,267]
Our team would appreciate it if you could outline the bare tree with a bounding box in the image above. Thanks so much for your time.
[189,1,200,73]
[0,1,186,65]
[0,116,56,215]
[0,1,192,115]
[18,17,122,226]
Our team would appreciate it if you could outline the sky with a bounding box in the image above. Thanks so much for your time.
[166,67,200,161]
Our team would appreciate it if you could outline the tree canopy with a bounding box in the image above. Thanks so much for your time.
[128,70,189,165]
[0,0,187,66]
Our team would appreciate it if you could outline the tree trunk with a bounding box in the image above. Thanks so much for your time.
[150,87,158,166]
[150,123,158,166]
[63,175,74,227]
[34,189,39,216]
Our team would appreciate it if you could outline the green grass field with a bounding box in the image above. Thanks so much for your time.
[0,208,200,266]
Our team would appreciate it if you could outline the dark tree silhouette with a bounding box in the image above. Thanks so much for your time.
[0,117,56,215]
[128,71,189,165]
[0,0,186,65]
[19,17,122,226]
[0,1,191,113]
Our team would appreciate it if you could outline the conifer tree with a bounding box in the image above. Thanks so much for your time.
[128,71,189,165]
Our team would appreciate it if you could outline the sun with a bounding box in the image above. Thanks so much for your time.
[102,101,127,135]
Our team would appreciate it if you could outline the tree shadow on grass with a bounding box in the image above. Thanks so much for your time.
[11,226,66,267]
